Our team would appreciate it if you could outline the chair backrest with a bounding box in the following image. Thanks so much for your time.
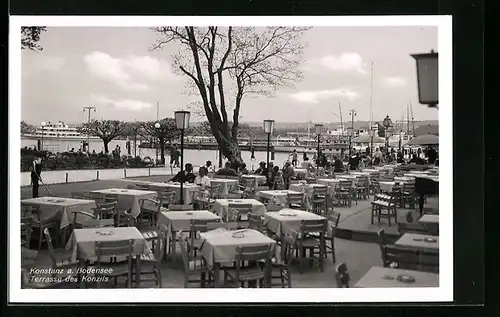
[209,184,221,198]
[266,204,283,212]
[23,204,43,223]
[88,192,107,203]
[339,180,352,190]
[94,201,118,219]
[168,204,193,211]
[207,222,226,231]
[21,215,33,237]
[243,178,257,191]
[397,222,429,235]
[273,176,285,190]
[402,183,416,194]
[178,233,193,273]
[95,239,134,267]
[43,228,58,268]
[326,212,341,233]
[300,219,327,235]
[312,185,328,196]
[335,263,350,288]
[154,224,169,263]
[281,230,298,264]
[80,218,115,228]
[357,176,369,186]
[248,213,264,231]
[71,210,98,228]
[157,191,176,205]
[287,192,304,205]
[235,244,271,263]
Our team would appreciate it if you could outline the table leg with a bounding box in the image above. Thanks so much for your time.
[135,256,141,288]
[214,263,220,288]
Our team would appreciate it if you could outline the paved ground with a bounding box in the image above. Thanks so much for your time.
[20,176,437,288]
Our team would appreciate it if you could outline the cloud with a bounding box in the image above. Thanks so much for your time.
[83,51,176,91]
[90,95,153,111]
[289,88,362,104]
[307,52,367,74]
[383,76,408,87]
[35,56,65,72]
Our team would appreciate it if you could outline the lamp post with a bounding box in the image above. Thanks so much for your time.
[315,124,322,164]
[348,110,356,157]
[83,106,96,153]
[175,110,190,205]
[382,115,393,154]
[154,122,161,164]
[40,121,46,151]
[263,120,275,169]
[370,125,378,165]
[411,50,438,108]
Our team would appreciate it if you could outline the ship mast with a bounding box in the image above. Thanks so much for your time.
[369,62,374,131]
[339,102,344,136]
[410,101,416,137]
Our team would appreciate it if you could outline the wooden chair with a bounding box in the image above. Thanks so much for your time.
[95,239,134,288]
[88,192,109,204]
[227,203,253,229]
[336,180,353,206]
[43,228,79,275]
[193,185,220,210]
[223,244,272,288]
[401,183,417,209]
[188,219,221,257]
[168,204,193,211]
[264,230,297,288]
[287,192,304,210]
[297,219,327,273]
[178,233,213,288]
[371,192,398,225]
[334,263,350,288]
[324,212,341,263]
[93,201,118,220]
[138,191,173,226]
[273,176,286,190]
[380,244,439,273]
[21,211,33,248]
[132,224,168,287]
[79,218,115,228]
[240,178,257,198]
[25,204,59,250]
[311,186,328,215]
[354,176,369,200]
[397,222,430,235]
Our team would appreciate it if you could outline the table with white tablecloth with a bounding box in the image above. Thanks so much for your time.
[241,174,267,185]
[143,182,200,205]
[200,228,276,287]
[264,209,326,236]
[255,190,302,205]
[212,199,267,221]
[355,267,439,288]
[210,179,239,195]
[91,188,157,218]
[22,197,97,229]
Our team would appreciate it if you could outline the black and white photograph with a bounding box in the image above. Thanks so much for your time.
[10,16,452,303]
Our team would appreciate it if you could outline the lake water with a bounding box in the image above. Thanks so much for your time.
[21,138,296,169]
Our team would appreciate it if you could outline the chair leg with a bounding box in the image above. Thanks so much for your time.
[38,229,43,250]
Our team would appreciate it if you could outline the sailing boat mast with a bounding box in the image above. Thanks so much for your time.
[406,103,410,135]
[369,62,374,130]
[410,101,416,137]
[339,102,344,136]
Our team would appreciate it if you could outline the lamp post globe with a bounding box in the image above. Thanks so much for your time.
[154,122,161,163]
[314,124,323,162]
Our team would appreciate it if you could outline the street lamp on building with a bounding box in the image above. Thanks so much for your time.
[411,50,438,108]
[174,111,190,205]
[154,122,160,164]
[263,120,275,169]
[315,124,322,163]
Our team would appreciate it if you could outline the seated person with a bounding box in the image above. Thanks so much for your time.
[270,166,281,189]
[215,161,239,177]
[170,163,196,183]
[333,156,345,172]
[205,160,216,173]
[254,161,267,175]
[194,167,211,188]
[238,163,249,175]
[301,157,314,170]
[396,152,405,164]
[282,161,295,189]
[349,153,361,170]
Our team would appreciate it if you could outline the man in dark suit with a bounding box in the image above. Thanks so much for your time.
[170,163,196,183]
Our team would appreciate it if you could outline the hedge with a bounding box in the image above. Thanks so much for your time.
[20,149,157,172]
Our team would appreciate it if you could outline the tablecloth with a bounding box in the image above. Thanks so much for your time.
[21,197,97,229]
[92,188,157,218]
[355,267,439,288]
[394,233,439,252]
[241,174,268,185]
[157,210,221,232]
[145,183,200,205]
[212,199,267,221]
[210,179,240,195]
[264,209,326,236]
[255,190,302,205]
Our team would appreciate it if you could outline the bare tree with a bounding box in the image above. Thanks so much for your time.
[151,26,310,164]
[21,27,46,51]
[141,118,181,164]
[78,119,127,153]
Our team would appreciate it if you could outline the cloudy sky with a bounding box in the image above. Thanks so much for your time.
[21,26,438,125]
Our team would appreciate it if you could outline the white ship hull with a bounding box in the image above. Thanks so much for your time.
[22,134,99,141]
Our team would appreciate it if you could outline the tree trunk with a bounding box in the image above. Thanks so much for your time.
[159,138,165,165]
[103,140,110,153]
[219,137,243,166]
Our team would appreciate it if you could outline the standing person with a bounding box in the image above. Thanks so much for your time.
[427,146,438,165]
[303,152,308,162]
[282,161,294,190]
[175,148,181,167]
[290,149,298,167]
[30,157,43,198]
